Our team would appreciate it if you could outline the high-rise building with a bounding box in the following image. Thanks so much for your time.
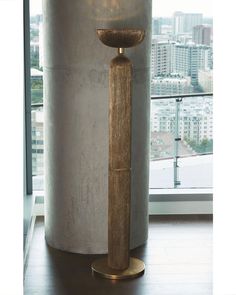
[152,18,161,35]
[151,74,193,95]
[151,39,175,78]
[193,25,212,46]
[175,44,189,76]
[173,11,185,35]
[31,109,44,176]
[175,33,192,44]
[152,17,173,35]
[175,44,212,85]
[160,25,173,35]
[173,11,203,34]
[151,97,213,143]
[154,35,171,42]
[183,13,203,33]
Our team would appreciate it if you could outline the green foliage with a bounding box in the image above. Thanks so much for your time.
[31,79,43,89]
[185,138,213,154]
[30,28,39,41]
[31,79,43,104]
[31,89,43,104]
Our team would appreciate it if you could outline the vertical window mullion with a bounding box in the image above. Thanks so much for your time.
[24,0,33,195]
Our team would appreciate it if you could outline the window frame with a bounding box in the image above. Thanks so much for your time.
[24,0,33,195]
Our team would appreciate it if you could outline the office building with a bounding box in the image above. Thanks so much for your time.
[151,97,213,142]
[173,11,203,34]
[152,17,173,35]
[151,40,175,78]
[193,25,212,45]
[175,44,212,85]
[152,17,161,35]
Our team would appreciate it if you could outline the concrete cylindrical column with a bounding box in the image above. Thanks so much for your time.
[44,0,152,254]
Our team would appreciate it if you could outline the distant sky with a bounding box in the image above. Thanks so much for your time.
[30,0,42,16]
[30,0,212,18]
[152,0,213,17]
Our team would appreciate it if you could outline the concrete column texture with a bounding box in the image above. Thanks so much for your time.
[44,0,152,254]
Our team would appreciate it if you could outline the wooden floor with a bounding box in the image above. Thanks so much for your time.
[24,215,212,295]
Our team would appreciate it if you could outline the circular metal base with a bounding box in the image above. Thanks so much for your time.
[91,257,145,280]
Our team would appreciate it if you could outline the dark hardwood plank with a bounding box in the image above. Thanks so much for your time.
[24,215,212,295]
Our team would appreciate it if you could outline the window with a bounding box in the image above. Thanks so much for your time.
[30,0,44,190]
[26,0,213,194]
[150,0,213,189]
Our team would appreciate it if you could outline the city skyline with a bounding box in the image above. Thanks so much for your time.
[30,0,213,189]
[30,0,213,18]
[152,0,212,18]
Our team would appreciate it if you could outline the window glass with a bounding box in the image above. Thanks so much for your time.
[150,0,213,188]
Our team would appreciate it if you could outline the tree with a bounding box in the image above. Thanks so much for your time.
[185,138,213,154]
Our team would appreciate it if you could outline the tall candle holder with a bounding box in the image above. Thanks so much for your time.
[91,29,145,280]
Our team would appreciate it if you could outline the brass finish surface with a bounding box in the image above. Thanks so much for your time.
[97,29,145,48]
[108,54,132,270]
[109,55,131,171]
[92,28,145,278]
[108,170,131,269]
[92,257,145,280]
[118,47,125,54]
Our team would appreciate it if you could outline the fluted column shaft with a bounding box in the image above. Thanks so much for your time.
[108,54,131,269]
